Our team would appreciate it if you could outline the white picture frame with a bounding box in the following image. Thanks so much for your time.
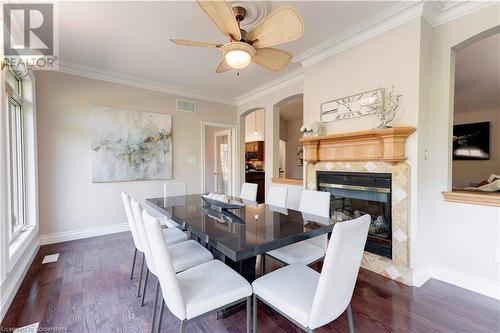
[320,88,385,122]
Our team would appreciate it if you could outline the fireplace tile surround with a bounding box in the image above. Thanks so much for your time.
[306,161,412,285]
[301,128,415,285]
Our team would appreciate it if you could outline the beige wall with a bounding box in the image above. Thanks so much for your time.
[36,71,236,236]
[453,109,500,188]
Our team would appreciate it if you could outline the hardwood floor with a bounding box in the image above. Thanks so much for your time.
[2,232,499,332]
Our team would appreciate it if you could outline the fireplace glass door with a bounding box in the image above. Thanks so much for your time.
[317,171,392,259]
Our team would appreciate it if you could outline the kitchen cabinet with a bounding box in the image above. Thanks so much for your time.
[245,172,265,203]
[245,141,264,161]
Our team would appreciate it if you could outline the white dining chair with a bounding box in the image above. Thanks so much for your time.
[264,190,331,272]
[121,192,144,281]
[252,215,371,333]
[142,210,253,333]
[266,185,288,208]
[240,182,258,202]
[132,201,213,333]
[121,192,189,298]
[163,182,187,228]
[131,198,214,308]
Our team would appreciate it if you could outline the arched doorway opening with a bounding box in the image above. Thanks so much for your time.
[240,108,266,203]
[273,94,304,181]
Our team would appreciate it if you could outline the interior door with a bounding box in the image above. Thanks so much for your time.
[214,129,232,195]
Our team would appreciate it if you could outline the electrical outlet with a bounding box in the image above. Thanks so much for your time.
[495,249,500,263]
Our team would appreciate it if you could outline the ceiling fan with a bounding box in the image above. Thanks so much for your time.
[171,0,304,73]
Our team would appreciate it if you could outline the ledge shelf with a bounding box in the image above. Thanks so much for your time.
[300,127,416,164]
[442,190,500,207]
[271,178,303,186]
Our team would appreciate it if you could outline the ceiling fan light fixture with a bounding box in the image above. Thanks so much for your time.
[221,42,256,69]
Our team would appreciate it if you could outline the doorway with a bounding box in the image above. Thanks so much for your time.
[202,122,237,196]
[214,129,232,194]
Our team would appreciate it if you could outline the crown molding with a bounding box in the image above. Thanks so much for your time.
[293,1,426,68]
[57,61,236,106]
[293,1,498,69]
[57,1,497,108]
[234,68,304,106]
[429,0,498,27]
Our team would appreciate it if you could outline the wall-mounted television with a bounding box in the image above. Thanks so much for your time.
[453,121,490,160]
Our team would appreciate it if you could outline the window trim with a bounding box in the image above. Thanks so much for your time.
[5,71,27,242]
[3,68,39,273]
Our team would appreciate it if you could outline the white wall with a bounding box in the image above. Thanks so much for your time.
[35,71,237,239]
[452,109,500,188]
[418,5,500,295]
[244,108,265,142]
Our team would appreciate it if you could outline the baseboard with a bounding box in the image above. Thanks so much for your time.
[412,267,431,287]
[0,238,40,321]
[39,223,129,245]
[415,264,500,300]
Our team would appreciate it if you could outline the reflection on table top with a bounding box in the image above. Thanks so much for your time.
[146,194,334,261]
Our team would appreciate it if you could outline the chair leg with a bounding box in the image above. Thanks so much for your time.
[252,294,257,333]
[347,303,355,333]
[137,252,145,297]
[130,248,137,279]
[156,300,165,333]
[246,296,251,333]
[141,268,149,306]
[261,254,265,276]
[150,281,160,333]
[180,320,187,333]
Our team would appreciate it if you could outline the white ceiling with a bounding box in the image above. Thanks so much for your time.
[454,33,500,113]
[58,1,396,102]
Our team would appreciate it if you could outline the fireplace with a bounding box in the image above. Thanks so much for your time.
[317,171,392,259]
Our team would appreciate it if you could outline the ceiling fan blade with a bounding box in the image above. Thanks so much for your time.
[252,48,292,72]
[215,57,232,73]
[170,38,223,48]
[196,0,242,41]
[247,6,304,49]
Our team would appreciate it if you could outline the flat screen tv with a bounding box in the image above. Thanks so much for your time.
[453,121,490,160]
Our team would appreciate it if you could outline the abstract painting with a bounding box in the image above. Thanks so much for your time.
[91,105,172,182]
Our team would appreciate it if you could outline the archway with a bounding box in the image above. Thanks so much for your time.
[273,94,304,181]
[239,107,266,202]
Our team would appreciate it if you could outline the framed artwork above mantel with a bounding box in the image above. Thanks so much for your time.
[320,88,384,122]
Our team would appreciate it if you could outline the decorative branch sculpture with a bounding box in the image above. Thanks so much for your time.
[373,86,402,129]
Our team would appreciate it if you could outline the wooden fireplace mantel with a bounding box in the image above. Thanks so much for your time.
[300,127,416,164]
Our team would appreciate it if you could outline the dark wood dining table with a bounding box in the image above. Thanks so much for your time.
[146,194,335,283]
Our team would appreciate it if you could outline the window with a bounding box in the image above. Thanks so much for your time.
[6,70,26,240]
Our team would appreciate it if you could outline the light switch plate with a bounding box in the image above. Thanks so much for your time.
[187,156,196,164]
